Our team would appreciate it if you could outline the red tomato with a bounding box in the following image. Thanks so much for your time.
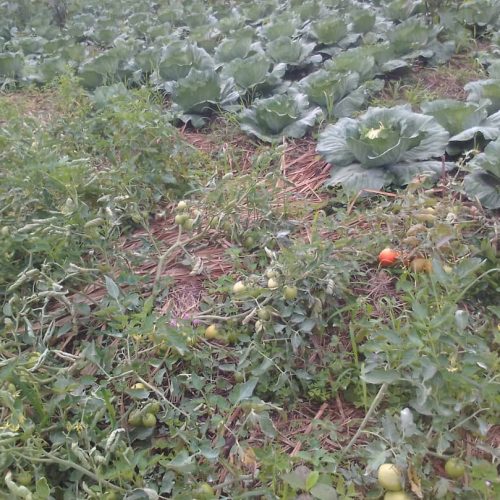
[378,248,400,267]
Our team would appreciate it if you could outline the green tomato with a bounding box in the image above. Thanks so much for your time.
[205,324,219,339]
[142,413,157,428]
[265,269,278,279]
[445,458,466,479]
[175,213,189,225]
[267,278,279,290]
[182,218,195,230]
[283,285,298,300]
[177,200,188,211]
[232,281,247,294]
[16,471,32,486]
[243,236,255,249]
[378,464,403,491]
[384,492,411,500]
[257,308,271,321]
[144,401,161,415]
[194,482,215,498]
[234,371,245,383]
[128,409,143,427]
[6,383,17,394]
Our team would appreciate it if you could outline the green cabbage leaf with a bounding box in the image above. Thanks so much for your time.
[421,99,500,155]
[464,137,500,209]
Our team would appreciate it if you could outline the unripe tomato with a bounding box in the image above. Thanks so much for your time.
[142,413,157,428]
[267,278,279,290]
[265,269,278,279]
[257,308,271,321]
[244,236,255,249]
[128,409,143,427]
[175,213,189,225]
[16,471,32,486]
[384,492,411,500]
[283,286,298,300]
[145,401,161,415]
[177,200,188,211]
[194,482,215,499]
[445,458,465,479]
[205,325,218,339]
[378,464,403,491]
[232,281,247,294]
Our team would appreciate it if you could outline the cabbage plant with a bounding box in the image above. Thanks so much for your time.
[389,17,455,64]
[214,30,257,64]
[421,99,500,155]
[239,92,322,143]
[156,41,213,84]
[171,68,239,127]
[465,79,500,114]
[463,137,500,209]
[350,8,376,34]
[461,0,500,28]
[0,52,24,81]
[298,69,369,118]
[266,36,321,67]
[78,51,121,89]
[260,14,301,41]
[310,18,348,46]
[317,105,451,193]
[324,49,377,82]
[221,54,286,95]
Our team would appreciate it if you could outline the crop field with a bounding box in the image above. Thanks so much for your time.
[1,0,500,499]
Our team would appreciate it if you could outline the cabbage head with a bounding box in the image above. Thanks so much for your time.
[239,92,322,143]
[221,54,286,95]
[317,105,451,193]
[171,68,239,127]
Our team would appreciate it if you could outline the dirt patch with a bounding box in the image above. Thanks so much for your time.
[180,119,258,172]
[0,89,59,125]
[408,52,487,100]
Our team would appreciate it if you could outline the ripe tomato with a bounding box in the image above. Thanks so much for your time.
[378,248,400,267]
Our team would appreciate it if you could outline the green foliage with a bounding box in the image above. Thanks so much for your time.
[421,99,500,155]
[463,137,500,208]
[1,1,500,499]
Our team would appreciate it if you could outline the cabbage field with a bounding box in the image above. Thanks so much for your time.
[1,0,499,498]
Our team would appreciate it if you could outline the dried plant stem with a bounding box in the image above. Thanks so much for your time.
[341,383,388,457]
